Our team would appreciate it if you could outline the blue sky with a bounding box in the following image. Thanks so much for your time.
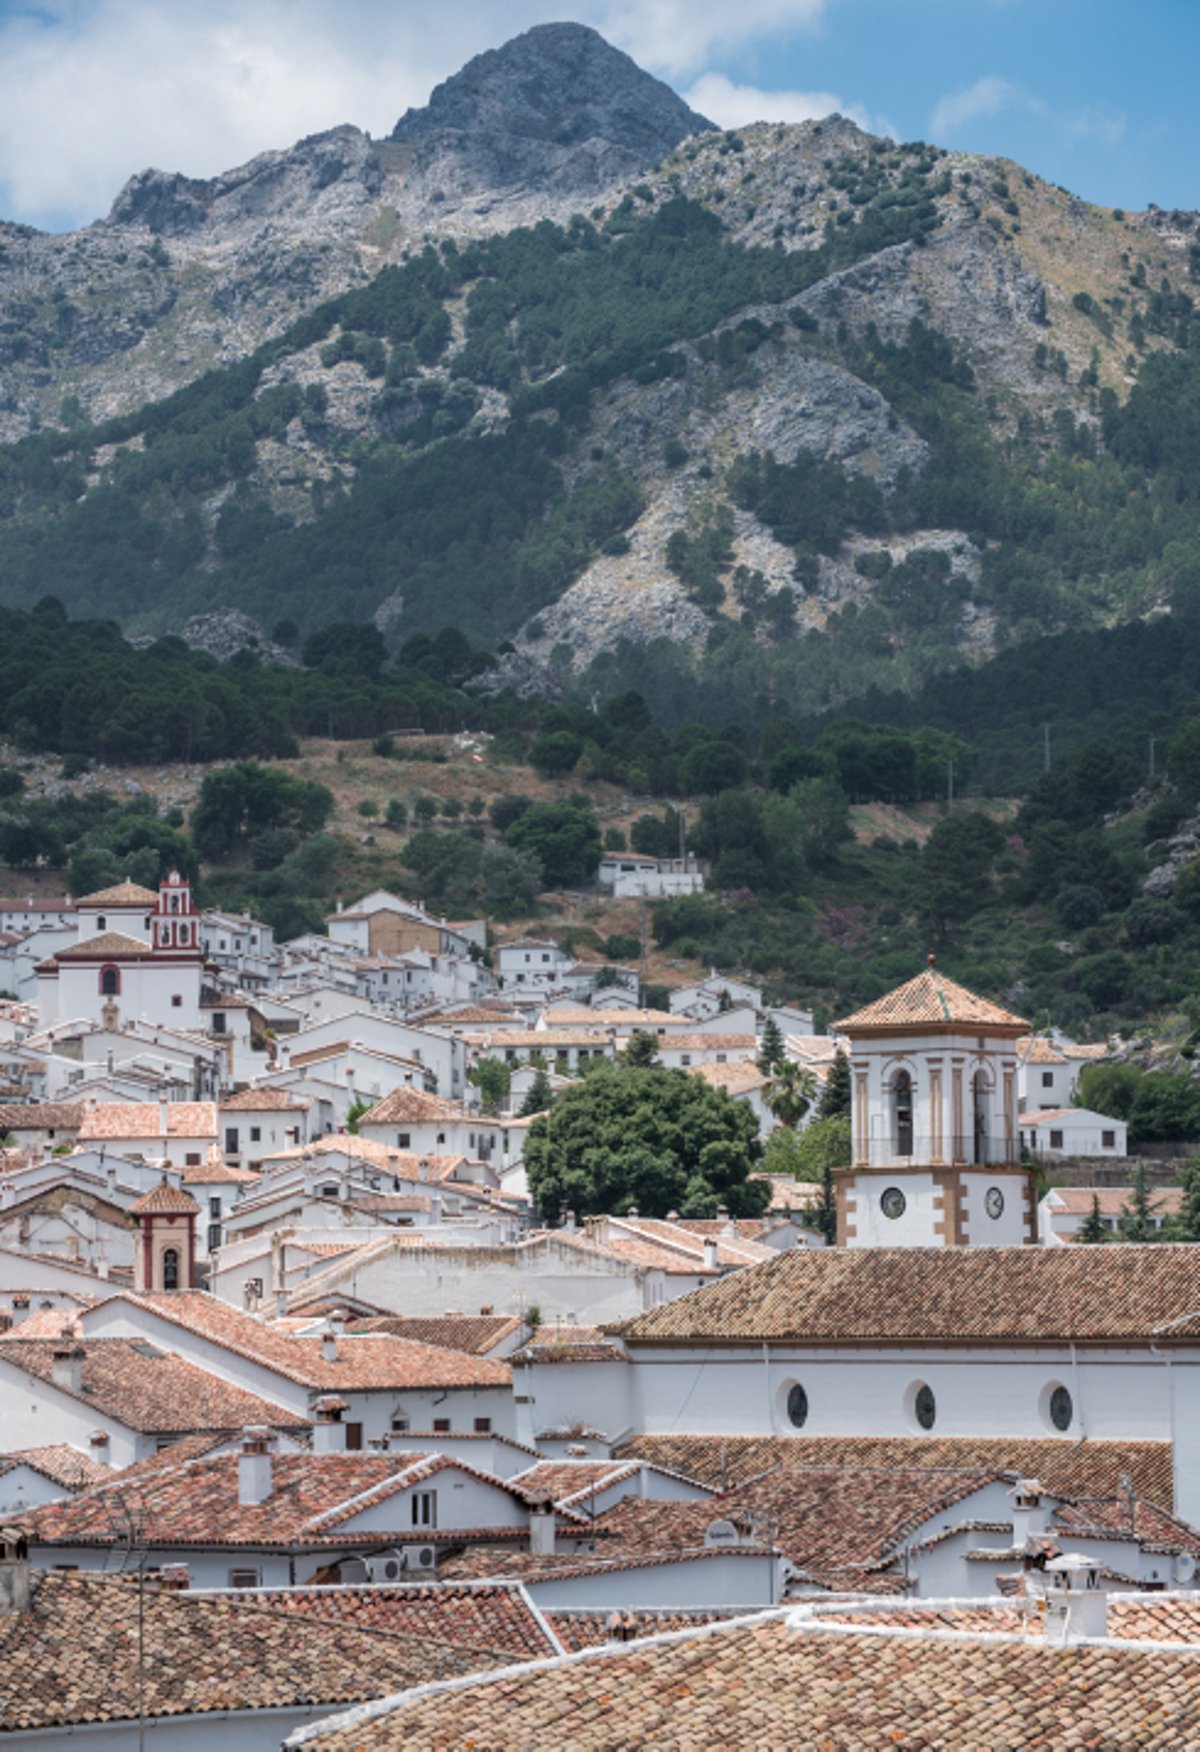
[0,0,1194,232]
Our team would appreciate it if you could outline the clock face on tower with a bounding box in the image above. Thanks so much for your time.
[985,1186,1005,1219]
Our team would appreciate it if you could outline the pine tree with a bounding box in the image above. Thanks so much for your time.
[815,1159,838,1245]
[757,1016,785,1076]
[1077,1194,1108,1244]
[1118,1160,1161,1242]
[623,1030,660,1067]
[519,1066,555,1117]
[1168,1162,1200,1242]
[818,1049,852,1120]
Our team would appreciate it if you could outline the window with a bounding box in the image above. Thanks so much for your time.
[892,1071,913,1157]
[250,1126,261,1143]
[433,1417,450,1433]
[1050,1129,1064,1149]
[397,1132,411,1149]
[786,1383,808,1429]
[1042,1072,1054,1088]
[99,967,120,997]
[171,995,183,1008]
[162,1247,179,1291]
[913,1384,936,1431]
[392,1415,410,1433]
[207,1223,222,1252]
[209,1196,222,1218]
[97,915,107,931]
[680,1055,691,1067]
[1049,1385,1073,1432]
[212,1012,226,1034]
[225,1128,239,1154]
[411,1490,437,1528]
[474,1417,492,1433]
[229,1568,260,1589]
[185,1152,200,1167]
[1102,1130,1116,1149]
[179,924,191,945]
[345,1423,363,1451]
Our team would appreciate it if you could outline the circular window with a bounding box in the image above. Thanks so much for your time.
[985,1186,1005,1219]
[786,1383,808,1429]
[914,1384,936,1431]
[1049,1385,1073,1432]
[881,1187,907,1220]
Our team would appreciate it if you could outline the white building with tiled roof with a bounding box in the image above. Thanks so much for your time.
[833,960,1036,1249]
[36,872,204,1032]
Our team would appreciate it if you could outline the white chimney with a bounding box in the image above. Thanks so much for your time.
[322,1327,339,1363]
[51,1345,85,1395]
[529,1501,556,1556]
[89,1430,111,1466]
[313,1396,348,1454]
[702,1239,719,1271]
[0,1529,30,1615]
[275,1289,288,1318]
[1010,1477,1047,1544]
[562,1210,577,1232]
[1043,1554,1108,1644]
[238,1427,273,1505]
[158,1100,170,1137]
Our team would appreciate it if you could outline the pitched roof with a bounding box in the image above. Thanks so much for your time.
[220,1088,312,1112]
[349,1315,525,1355]
[19,1449,520,1550]
[0,1337,302,1434]
[617,1435,1175,1510]
[78,1102,218,1141]
[0,1443,111,1491]
[237,1581,558,1659]
[0,1102,83,1131]
[98,1292,512,1390]
[74,881,158,907]
[1048,1186,1182,1217]
[618,1243,1200,1346]
[129,1177,201,1217]
[54,931,155,960]
[358,1087,464,1126]
[293,1610,1200,1750]
[834,966,1028,1034]
[0,1570,491,1732]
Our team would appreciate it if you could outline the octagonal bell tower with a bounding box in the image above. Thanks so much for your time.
[832,958,1036,1248]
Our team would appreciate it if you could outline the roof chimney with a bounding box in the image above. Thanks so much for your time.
[1010,1477,1047,1544]
[238,1427,273,1505]
[51,1345,85,1396]
[313,1395,348,1454]
[158,1099,169,1137]
[150,1564,190,1592]
[528,1499,556,1557]
[702,1239,719,1271]
[89,1429,111,1465]
[1043,1554,1108,1644]
[562,1209,577,1233]
[0,1528,30,1615]
[321,1323,339,1363]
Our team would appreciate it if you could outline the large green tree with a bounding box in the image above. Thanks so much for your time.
[523,1061,767,1221]
[505,801,601,889]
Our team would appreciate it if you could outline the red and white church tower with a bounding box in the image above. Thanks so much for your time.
[36,870,204,1029]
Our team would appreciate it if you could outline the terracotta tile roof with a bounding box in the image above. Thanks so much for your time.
[19,1449,525,1551]
[78,1101,218,1141]
[511,1460,645,1509]
[436,1544,771,1585]
[1018,1035,1071,1065]
[129,1177,201,1217]
[349,1315,524,1355]
[105,1292,512,1390]
[834,966,1028,1034]
[0,1570,492,1732]
[220,1088,312,1112]
[790,1594,1200,1644]
[548,1608,741,1650]
[239,1581,558,1659]
[658,1034,757,1052]
[0,1337,303,1434]
[617,1436,1175,1511]
[691,1062,769,1093]
[74,881,158,907]
[619,1243,1200,1345]
[55,930,155,960]
[512,1325,620,1365]
[750,1172,823,1210]
[615,1217,775,1269]
[180,1158,260,1186]
[296,1610,1200,1750]
[589,1467,1002,1591]
[359,1088,464,1126]
[1048,1186,1182,1217]
[0,1443,111,1490]
[1052,1494,1200,1556]
[0,1101,84,1131]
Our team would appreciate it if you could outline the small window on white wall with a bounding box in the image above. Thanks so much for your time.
[1042,1381,1074,1434]
[906,1381,936,1432]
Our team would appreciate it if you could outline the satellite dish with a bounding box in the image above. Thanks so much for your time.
[1175,1552,1196,1585]
[704,1518,739,1548]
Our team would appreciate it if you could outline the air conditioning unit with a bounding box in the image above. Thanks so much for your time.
[365,1550,405,1583]
[403,1544,437,1572]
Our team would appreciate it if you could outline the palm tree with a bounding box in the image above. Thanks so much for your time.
[765,1059,819,1130]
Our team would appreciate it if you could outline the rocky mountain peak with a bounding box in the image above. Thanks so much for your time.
[390,22,711,199]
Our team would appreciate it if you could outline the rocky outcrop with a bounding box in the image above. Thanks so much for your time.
[178,610,300,667]
[391,23,711,213]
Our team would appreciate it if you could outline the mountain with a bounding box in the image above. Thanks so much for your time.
[1,25,1199,727]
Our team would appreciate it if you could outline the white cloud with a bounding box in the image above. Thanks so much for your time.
[684,71,890,139]
[929,74,1040,140]
[1066,107,1127,147]
[0,0,831,231]
[597,0,825,81]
